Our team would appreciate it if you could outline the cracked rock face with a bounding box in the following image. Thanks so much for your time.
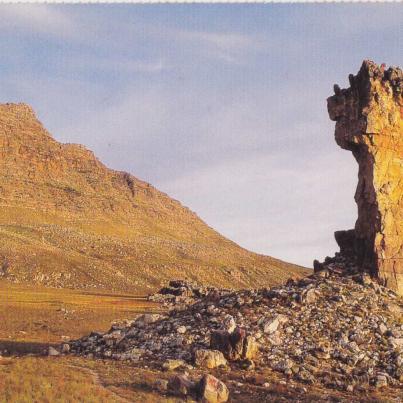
[327,60,403,295]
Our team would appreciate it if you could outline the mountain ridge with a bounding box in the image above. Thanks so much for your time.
[0,102,309,292]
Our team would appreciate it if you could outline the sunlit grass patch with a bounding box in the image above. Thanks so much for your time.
[0,357,120,403]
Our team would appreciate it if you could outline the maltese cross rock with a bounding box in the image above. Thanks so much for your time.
[328,60,402,295]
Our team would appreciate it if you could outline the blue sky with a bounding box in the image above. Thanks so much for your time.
[0,4,402,266]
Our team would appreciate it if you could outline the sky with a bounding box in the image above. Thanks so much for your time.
[0,4,401,267]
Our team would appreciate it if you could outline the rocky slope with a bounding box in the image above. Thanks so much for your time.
[0,103,307,292]
[328,60,402,295]
[68,264,403,397]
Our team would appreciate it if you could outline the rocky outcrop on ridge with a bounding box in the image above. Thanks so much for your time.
[327,60,403,295]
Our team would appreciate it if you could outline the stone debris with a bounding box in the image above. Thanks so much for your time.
[167,374,196,396]
[198,374,229,403]
[164,373,229,402]
[48,346,60,356]
[210,327,258,361]
[61,343,70,354]
[154,378,169,393]
[68,267,403,392]
[148,279,231,309]
[162,359,186,371]
[194,349,227,369]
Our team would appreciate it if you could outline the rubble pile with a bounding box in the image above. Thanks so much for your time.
[68,264,403,392]
[148,279,231,309]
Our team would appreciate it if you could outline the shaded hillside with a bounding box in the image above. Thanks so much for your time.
[0,103,308,292]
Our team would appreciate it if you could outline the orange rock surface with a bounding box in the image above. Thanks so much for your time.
[328,60,402,295]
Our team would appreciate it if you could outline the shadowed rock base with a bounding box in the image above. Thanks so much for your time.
[327,60,402,295]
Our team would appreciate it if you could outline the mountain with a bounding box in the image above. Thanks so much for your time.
[0,103,308,292]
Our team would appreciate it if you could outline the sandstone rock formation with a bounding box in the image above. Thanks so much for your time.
[327,60,402,295]
[0,102,308,292]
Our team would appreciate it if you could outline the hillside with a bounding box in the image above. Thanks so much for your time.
[0,103,308,292]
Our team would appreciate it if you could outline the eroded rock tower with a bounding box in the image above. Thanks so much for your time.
[327,60,402,294]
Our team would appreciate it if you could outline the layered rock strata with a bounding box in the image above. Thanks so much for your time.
[327,60,403,295]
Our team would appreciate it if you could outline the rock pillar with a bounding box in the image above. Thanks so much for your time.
[327,60,402,294]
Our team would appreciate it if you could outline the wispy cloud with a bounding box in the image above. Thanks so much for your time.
[0,5,76,39]
[0,5,266,67]
[173,29,264,64]
[61,56,169,75]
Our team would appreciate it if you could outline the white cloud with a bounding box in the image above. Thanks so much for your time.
[0,5,76,39]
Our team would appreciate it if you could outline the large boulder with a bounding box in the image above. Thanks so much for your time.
[210,326,258,361]
[198,374,229,403]
[194,349,227,369]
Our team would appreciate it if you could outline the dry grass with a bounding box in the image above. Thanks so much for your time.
[0,282,164,402]
[0,205,309,294]
[0,281,159,345]
[0,357,122,403]
[2,355,399,403]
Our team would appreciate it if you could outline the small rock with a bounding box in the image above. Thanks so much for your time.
[48,346,60,356]
[177,326,187,334]
[162,359,186,371]
[389,337,403,351]
[273,359,294,373]
[373,374,388,388]
[263,314,287,334]
[243,334,258,360]
[263,318,279,334]
[222,315,236,333]
[211,327,258,361]
[240,359,255,371]
[378,323,388,335]
[198,374,229,403]
[61,343,70,353]
[301,288,317,304]
[168,374,195,396]
[154,378,169,393]
[135,313,162,327]
[194,349,227,369]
